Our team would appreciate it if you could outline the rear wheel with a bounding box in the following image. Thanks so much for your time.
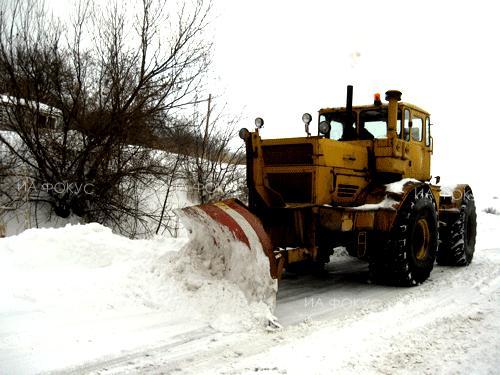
[369,185,438,286]
[437,189,476,266]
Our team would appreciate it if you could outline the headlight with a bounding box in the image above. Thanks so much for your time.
[239,127,250,140]
[319,121,331,135]
[302,113,312,125]
[254,117,264,129]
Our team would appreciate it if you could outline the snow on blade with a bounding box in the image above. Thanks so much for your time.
[175,205,279,330]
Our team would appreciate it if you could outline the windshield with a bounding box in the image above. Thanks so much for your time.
[360,109,388,139]
[320,108,402,140]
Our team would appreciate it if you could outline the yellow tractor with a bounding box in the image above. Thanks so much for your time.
[180,86,477,286]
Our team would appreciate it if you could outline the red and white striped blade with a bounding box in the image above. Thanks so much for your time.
[177,199,282,279]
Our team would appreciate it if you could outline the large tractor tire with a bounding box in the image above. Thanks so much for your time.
[369,185,439,286]
[437,189,477,266]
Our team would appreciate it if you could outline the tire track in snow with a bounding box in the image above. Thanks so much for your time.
[90,248,500,374]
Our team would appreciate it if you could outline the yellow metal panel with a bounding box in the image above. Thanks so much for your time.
[355,211,375,229]
[318,139,368,170]
[286,247,312,263]
[332,174,368,205]
[376,157,407,175]
[316,166,334,204]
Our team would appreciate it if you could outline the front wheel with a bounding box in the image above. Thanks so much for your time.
[370,186,438,286]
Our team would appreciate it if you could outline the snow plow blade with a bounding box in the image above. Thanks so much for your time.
[176,199,284,279]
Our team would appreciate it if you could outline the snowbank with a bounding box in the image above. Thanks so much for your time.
[0,223,277,334]
[479,196,500,216]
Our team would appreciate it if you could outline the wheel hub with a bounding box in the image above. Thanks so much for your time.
[415,218,430,261]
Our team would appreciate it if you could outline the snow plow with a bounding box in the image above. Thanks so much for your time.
[178,86,477,286]
[177,199,285,279]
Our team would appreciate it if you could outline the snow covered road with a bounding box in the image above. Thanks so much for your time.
[1,212,499,374]
[91,248,500,374]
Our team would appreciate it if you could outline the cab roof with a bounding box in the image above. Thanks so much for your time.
[319,102,430,116]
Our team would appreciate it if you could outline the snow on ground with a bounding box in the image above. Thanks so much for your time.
[112,211,499,375]
[0,223,276,374]
[1,198,499,374]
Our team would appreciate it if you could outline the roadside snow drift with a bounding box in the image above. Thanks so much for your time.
[0,223,276,331]
[0,223,277,373]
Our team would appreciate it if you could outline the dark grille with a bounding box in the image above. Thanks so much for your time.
[267,173,312,203]
[262,144,313,165]
[337,184,359,198]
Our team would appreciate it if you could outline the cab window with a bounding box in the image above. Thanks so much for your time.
[360,109,387,139]
[319,112,355,141]
[396,110,402,136]
[359,109,402,139]
[319,113,343,140]
[403,109,410,141]
[412,116,423,142]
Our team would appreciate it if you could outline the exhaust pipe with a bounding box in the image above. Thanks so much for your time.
[385,90,402,135]
[346,85,353,113]
[342,85,355,139]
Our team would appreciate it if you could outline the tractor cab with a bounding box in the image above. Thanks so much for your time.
[318,100,431,146]
[316,88,433,182]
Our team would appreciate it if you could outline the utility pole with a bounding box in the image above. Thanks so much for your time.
[199,94,211,203]
[0,206,15,237]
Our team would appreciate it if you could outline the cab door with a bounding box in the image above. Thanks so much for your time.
[406,111,430,180]
[423,116,432,177]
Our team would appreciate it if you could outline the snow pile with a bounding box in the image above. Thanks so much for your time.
[0,223,277,334]
[174,208,279,331]
[330,246,350,258]
[480,196,500,216]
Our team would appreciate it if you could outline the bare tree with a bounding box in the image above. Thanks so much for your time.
[0,0,212,236]
[182,95,246,205]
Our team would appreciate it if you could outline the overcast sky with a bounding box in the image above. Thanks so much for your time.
[210,0,499,191]
[47,0,499,193]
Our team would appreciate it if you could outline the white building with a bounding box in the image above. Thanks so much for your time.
[0,94,62,131]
